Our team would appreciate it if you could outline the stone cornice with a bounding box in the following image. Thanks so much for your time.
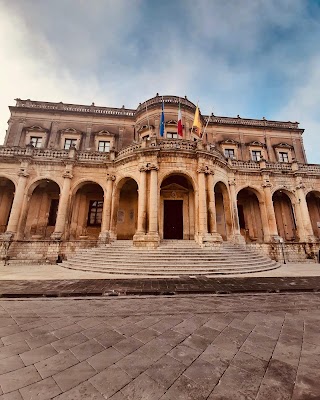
[12,97,301,131]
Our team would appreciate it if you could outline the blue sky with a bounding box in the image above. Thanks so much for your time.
[1,0,320,163]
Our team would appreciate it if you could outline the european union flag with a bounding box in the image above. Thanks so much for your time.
[159,100,165,137]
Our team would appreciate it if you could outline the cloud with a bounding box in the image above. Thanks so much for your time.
[275,55,320,164]
[0,0,319,164]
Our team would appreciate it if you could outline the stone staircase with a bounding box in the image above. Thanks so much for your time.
[60,240,281,276]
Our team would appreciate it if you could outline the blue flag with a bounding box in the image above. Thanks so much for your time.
[159,100,165,137]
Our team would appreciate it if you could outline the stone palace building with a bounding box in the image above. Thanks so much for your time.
[0,95,319,264]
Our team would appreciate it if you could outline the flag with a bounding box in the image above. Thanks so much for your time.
[177,101,183,137]
[192,105,202,137]
[159,99,165,137]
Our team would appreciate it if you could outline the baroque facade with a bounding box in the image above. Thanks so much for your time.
[0,95,320,263]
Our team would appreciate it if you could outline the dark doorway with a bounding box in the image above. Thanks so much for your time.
[238,205,245,229]
[164,200,183,239]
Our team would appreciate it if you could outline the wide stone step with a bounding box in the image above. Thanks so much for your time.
[60,240,280,276]
[61,263,279,275]
[62,260,278,269]
[65,258,274,266]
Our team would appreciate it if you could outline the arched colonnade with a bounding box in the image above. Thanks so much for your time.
[0,170,319,244]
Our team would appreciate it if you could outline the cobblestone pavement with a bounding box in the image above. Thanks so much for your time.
[1,276,320,297]
[0,294,319,399]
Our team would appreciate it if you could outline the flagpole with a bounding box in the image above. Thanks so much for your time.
[202,111,212,138]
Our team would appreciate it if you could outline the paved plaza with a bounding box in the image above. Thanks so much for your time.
[0,293,318,399]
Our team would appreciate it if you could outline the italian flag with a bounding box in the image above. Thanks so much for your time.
[177,102,183,137]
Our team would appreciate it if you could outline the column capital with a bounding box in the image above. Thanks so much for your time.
[262,182,272,188]
[106,174,116,181]
[296,183,305,190]
[62,172,73,179]
[18,167,29,178]
[228,179,236,186]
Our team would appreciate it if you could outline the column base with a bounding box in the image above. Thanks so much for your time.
[0,232,14,241]
[98,231,112,245]
[197,232,223,247]
[51,232,63,240]
[133,232,160,248]
[305,235,319,243]
[231,233,246,245]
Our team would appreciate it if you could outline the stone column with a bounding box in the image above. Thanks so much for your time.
[207,172,222,242]
[262,182,279,241]
[144,164,160,247]
[99,174,115,243]
[5,167,29,237]
[295,182,316,242]
[197,167,208,238]
[149,166,159,233]
[51,169,73,239]
[135,166,147,234]
[228,178,245,244]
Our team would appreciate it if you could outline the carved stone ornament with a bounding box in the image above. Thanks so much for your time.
[262,182,272,188]
[62,172,73,179]
[228,179,236,186]
[296,183,305,190]
[18,168,29,178]
[139,163,159,172]
[106,174,116,181]
[197,166,215,175]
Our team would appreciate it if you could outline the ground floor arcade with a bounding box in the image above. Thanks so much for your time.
[1,168,320,250]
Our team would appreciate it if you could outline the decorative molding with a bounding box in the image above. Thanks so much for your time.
[197,166,215,175]
[273,142,294,149]
[106,174,116,181]
[246,141,266,148]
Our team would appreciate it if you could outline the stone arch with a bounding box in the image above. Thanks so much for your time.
[26,177,62,196]
[237,187,264,243]
[160,173,195,240]
[213,181,232,240]
[306,190,320,239]
[159,170,196,192]
[272,189,297,241]
[68,181,104,240]
[111,177,139,240]
[236,184,264,202]
[0,177,16,233]
[70,178,105,198]
[23,179,61,239]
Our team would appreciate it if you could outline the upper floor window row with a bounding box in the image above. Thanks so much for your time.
[224,148,235,159]
[30,137,42,148]
[278,151,289,163]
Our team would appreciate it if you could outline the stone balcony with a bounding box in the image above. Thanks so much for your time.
[1,142,320,174]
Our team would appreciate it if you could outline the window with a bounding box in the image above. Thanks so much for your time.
[88,200,103,226]
[167,132,178,139]
[48,199,59,226]
[64,138,77,150]
[30,137,42,148]
[279,152,289,163]
[252,150,262,161]
[224,149,235,159]
[98,141,110,152]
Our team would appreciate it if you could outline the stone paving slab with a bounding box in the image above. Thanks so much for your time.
[0,294,318,398]
[0,276,320,298]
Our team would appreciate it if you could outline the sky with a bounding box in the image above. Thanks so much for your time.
[0,0,320,163]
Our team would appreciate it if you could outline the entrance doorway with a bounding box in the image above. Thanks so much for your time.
[163,200,183,239]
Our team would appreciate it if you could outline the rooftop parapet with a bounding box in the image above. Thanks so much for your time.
[13,97,300,130]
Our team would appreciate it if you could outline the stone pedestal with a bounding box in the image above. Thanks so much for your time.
[133,232,160,248]
[197,232,223,246]
[98,231,112,245]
